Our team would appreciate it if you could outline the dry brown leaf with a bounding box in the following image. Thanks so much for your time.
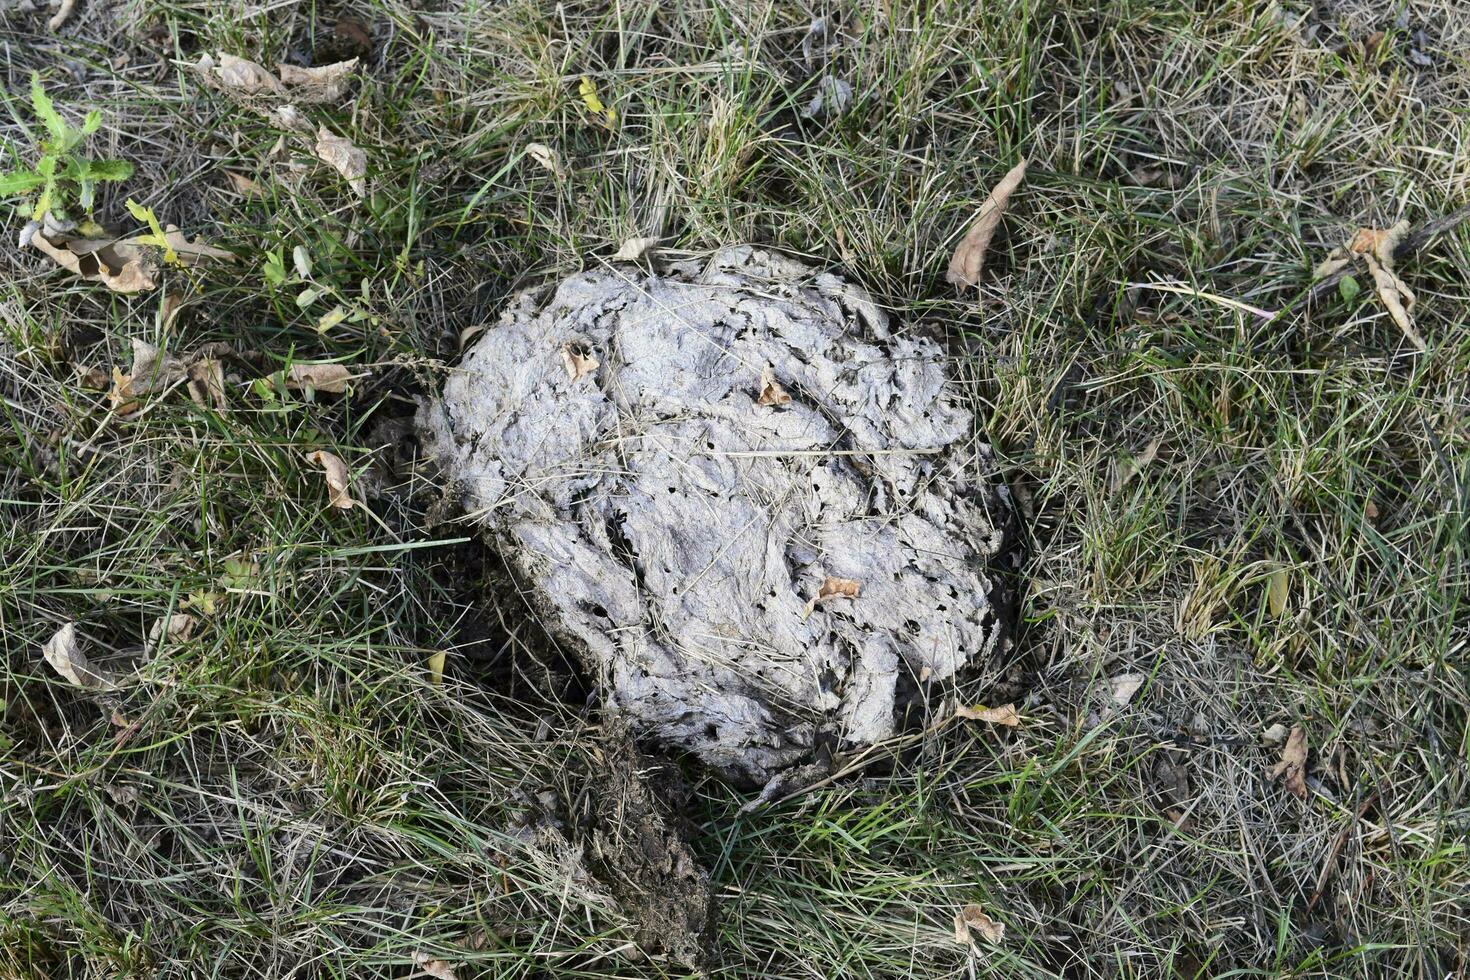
[305,450,360,510]
[74,364,111,390]
[802,575,860,617]
[955,702,1021,727]
[1270,724,1309,799]
[525,142,564,179]
[1315,221,1424,350]
[1109,672,1146,707]
[267,103,311,132]
[612,236,658,261]
[226,172,266,197]
[284,363,357,394]
[41,623,121,691]
[147,613,199,645]
[412,953,458,980]
[315,127,368,198]
[277,58,359,102]
[560,345,599,381]
[130,339,187,394]
[756,365,791,407]
[158,226,236,266]
[196,53,285,96]
[953,904,1005,945]
[29,233,155,293]
[946,158,1027,290]
[1261,722,1290,746]
[48,0,77,30]
[187,358,228,411]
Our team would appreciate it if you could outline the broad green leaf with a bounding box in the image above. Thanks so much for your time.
[262,248,288,286]
[78,158,134,182]
[30,73,67,143]
[1338,275,1361,305]
[0,169,46,196]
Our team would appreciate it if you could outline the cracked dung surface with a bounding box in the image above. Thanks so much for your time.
[423,246,1017,784]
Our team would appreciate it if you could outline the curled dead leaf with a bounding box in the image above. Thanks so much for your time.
[953,904,1005,945]
[284,362,358,394]
[946,159,1027,291]
[612,236,659,262]
[1109,672,1146,707]
[756,365,791,407]
[412,953,458,980]
[30,233,155,293]
[1269,724,1309,799]
[802,576,860,617]
[525,142,564,179]
[41,623,122,691]
[955,702,1021,727]
[195,53,283,96]
[187,358,228,411]
[1314,221,1424,350]
[314,127,368,198]
[277,59,359,103]
[560,345,599,381]
[305,450,361,510]
[147,613,199,645]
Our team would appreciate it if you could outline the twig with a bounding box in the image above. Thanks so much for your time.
[1306,203,1470,304]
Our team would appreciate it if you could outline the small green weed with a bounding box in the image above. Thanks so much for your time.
[0,73,133,222]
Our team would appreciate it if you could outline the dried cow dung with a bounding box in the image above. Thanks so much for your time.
[423,246,1019,784]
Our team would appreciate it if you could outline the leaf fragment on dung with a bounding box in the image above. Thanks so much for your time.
[560,345,599,381]
[756,365,791,407]
[802,576,860,618]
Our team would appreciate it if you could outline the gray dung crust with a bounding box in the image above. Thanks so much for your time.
[425,247,1015,783]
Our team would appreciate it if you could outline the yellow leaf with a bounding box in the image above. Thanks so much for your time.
[578,76,616,124]
[427,650,446,685]
[1267,567,1289,618]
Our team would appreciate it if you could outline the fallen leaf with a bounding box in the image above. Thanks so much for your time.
[73,364,110,389]
[802,575,860,617]
[560,344,599,381]
[129,338,187,394]
[612,236,658,261]
[427,650,446,685]
[1314,221,1424,350]
[159,226,235,266]
[283,363,358,394]
[1267,567,1289,618]
[147,613,198,645]
[183,590,221,616]
[1109,435,1163,492]
[525,142,564,179]
[955,702,1021,727]
[196,53,284,97]
[1109,672,1146,707]
[578,76,616,125]
[40,623,120,691]
[186,357,227,411]
[267,103,311,132]
[226,172,266,197]
[1261,722,1290,746]
[756,365,791,407]
[946,159,1027,291]
[802,75,853,118]
[29,233,155,293]
[314,127,368,198]
[305,450,360,510]
[412,953,458,980]
[277,58,359,102]
[953,904,1005,945]
[1270,724,1309,799]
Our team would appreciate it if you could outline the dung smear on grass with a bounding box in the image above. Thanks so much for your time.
[422,246,1021,786]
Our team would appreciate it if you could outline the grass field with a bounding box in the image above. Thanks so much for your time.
[3,0,1469,976]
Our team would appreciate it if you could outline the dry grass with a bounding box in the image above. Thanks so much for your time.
[2,0,1469,977]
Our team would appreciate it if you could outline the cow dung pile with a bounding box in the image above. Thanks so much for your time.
[422,246,1019,786]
